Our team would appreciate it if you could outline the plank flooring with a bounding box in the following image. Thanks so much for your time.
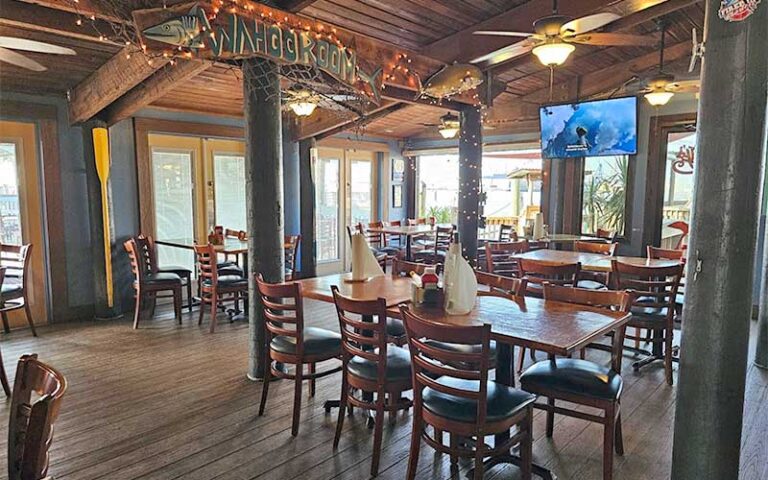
[1,300,766,479]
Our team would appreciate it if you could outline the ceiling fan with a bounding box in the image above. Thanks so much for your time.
[282,85,359,117]
[471,0,657,67]
[631,20,700,106]
[420,112,460,139]
[0,36,76,72]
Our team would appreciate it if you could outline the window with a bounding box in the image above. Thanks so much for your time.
[349,159,372,226]
[214,153,246,231]
[316,156,340,262]
[581,155,629,236]
[0,142,22,244]
[151,148,195,271]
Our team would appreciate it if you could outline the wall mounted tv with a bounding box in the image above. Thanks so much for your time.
[539,96,638,159]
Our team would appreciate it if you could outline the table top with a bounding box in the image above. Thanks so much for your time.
[539,234,599,243]
[296,273,413,307]
[514,249,682,273]
[156,237,249,254]
[367,224,451,236]
[406,295,630,356]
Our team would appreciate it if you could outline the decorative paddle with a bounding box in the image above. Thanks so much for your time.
[92,127,114,308]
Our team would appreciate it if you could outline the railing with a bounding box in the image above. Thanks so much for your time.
[662,207,690,221]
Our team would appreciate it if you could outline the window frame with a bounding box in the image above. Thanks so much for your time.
[577,154,635,240]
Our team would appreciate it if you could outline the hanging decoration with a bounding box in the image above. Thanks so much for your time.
[418,63,483,100]
[718,0,761,21]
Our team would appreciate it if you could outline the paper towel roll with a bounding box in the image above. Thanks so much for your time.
[533,212,544,240]
[350,233,384,281]
[443,242,478,315]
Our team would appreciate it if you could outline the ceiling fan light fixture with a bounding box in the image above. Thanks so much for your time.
[644,90,674,106]
[532,41,574,66]
[439,125,460,139]
[289,100,317,117]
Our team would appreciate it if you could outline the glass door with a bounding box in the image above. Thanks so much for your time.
[348,154,375,227]
[661,129,697,249]
[315,149,343,274]
[206,138,246,232]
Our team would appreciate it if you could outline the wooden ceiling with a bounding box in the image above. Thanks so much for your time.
[0,0,704,139]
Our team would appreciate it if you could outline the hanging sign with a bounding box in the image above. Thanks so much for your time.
[718,0,761,21]
[133,2,384,103]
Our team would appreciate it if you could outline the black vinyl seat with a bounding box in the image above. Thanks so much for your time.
[520,358,623,401]
[386,318,406,338]
[0,284,23,299]
[203,275,247,287]
[423,376,536,423]
[269,327,342,356]
[143,272,182,285]
[347,346,411,381]
[576,279,609,290]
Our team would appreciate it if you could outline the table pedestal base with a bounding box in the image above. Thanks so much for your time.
[470,454,556,480]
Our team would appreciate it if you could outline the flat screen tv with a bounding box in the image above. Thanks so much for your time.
[539,96,638,159]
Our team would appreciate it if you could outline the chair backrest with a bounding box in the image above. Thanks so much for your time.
[431,225,454,254]
[667,221,689,250]
[574,241,617,256]
[647,246,685,261]
[256,275,305,352]
[387,220,402,227]
[364,221,384,248]
[123,238,153,284]
[596,228,617,241]
[332,286,390,378]
[194,244,219,287]
[542,284,633,372]
[237,230,248,241]
[0,266,5,290]
[519,259,580,291]
[400,306,492,427]
[475,271,527,297]
[0,244,32,289]
[284,235,301,278]
[391,258,442,277]
[485,240,529,277]
[224,228,240,238]
[611,260,683,323]
[346,225,356,245]
[8,354,67,480]
[498,224,517,242]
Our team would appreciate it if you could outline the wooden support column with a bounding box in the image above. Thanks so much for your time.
[299,137,317,278]
[458,105,483,264]
[244,58,284,381]
[671,1,768,478]
[405,155,417,219]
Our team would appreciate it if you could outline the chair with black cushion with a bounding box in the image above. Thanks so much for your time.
[364,221,402,266]
[400,306,535,480]
[498,224,517,242]
[516,259,581,372]
[8,354,67,480]
[141,235,194,312]
[647,246,686,314]
[612,260,683,386]
[413,225,454,265]
[194,243,248,333]
[383,220,404,249]
[520,284,632,480]
[331,287,413,476]
[0,266,9,396]
[284,234,301,281]
[257,276,342,437]
[574,240,618,290]
[389,258,448,346]
[0,244,37,336]
[124,237,182,329]
[485,240,529,278]
[347,225,387,271]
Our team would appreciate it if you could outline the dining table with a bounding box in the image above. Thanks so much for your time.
[298,272,631,479]
[365,224,449,261]
[513,249,682,273]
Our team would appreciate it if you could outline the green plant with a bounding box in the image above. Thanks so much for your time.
[581,156,627,235]
[427,205,453,224]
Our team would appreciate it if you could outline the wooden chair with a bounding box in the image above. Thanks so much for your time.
[399,306,535,480]
[485,240,529,278]
[284,234,301,281]
[124,237,182,329]
[331,287,413,476]
[667,221,689,250]
[475,271,527,298]
[647,246,686,313]
[520,284,632,480]
[364,221,402,260]
[516,259,581,373]
[384,220,404,248]
[194,243,247,333]
[596,228,617,241]
[8,354,67,480]
[257,276,342,436]
[612,260,684,386]
[142,235,194,312]
[414,225,454,264]
[391,258,442,278]
[574,241,618,290]
[0,267,8,396]
[498,224,517,242]
[0,244,37,336]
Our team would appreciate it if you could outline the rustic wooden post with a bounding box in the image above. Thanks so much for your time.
[671,1,768,478]
[458,105,483,264]
[299,137,317,278]
[244,58,285,381]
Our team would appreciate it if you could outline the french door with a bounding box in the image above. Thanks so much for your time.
[315,147,378,274]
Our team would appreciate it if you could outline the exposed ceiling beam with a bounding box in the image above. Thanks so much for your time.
[13,0,127,22]
[382,84,467,111]
[315,103,408,141]
[104,60,212,125]
[296,101,400,140]
[0,0,119,44]
[281,0,320,12]
[68,50,169,124]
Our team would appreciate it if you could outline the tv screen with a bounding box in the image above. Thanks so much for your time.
[539,96,638,159]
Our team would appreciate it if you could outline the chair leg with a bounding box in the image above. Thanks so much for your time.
[615,407,624,455]
[603,404,616,480]
[0,347,11,396]
[259,358,272,416]
[198,295,206,326]
[473,430,486,480]
[449,433,459,468]
[133,291,143,329]
[149,293,157,319]
[186,275,193,312]
[406,406,422,480]
[665,325,674,386]
[209,293,219,333]
[333,370,348,449]
[23,303,37,336]
[174,287,182,324]
[634,327,641,349]
[546,397,555,437]
[308,363,316,398]
[520,408,533,480]
[517,346,526,373]
[371,388,386,476]
[291,363,303,436]
[1,312,9,333]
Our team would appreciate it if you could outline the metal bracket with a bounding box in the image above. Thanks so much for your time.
[689,28,705,73]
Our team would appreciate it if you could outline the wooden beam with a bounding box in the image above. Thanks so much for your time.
[67,50,168,124]
[281,0,319,12]
[315,102,408,141]
[295,100,396,140]
[0,0,119,44]
[104,60,211,125]
[382,84,468,111]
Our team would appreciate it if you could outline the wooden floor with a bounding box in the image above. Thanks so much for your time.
[1,301,766,480]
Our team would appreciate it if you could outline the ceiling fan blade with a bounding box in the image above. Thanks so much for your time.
[561,12,620,36]
[0,47,46,71]
[473,30,534,38]
[667,80,700,93]
[0,36,76,55]
[329,94,359,102]
[470,41,536,65]
[567,32,658,47]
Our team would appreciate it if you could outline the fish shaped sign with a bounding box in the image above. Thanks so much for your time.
[134,2,384,103]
